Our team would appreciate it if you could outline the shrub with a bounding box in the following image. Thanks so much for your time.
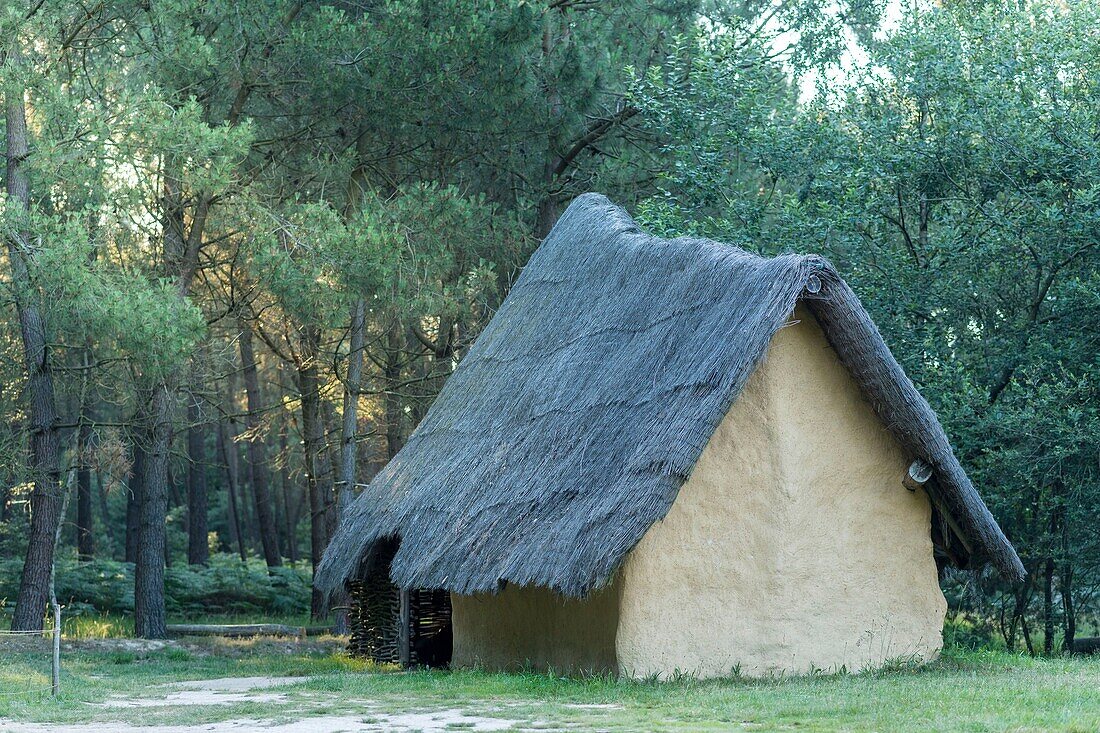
[164,556,311,617]
[0,553,311,619]
[943,615,999,650]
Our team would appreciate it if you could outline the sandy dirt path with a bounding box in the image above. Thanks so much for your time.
[0,675,522,732]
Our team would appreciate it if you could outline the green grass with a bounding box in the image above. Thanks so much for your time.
[0,639,1095,731]
[3,611,316,640]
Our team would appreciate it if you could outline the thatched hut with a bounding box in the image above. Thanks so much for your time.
[318,193,1023,678]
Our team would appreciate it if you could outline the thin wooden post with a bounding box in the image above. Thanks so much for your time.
[49,468,73,698]
[398,589,411,668]
[51,601,60,696]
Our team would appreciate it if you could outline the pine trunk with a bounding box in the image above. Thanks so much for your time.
[1043,556,1055,655]
[279,427,299,564]
[7,45,64,633]
[134,161,200,636]
[125,438,145,564]
[298,327,333,618]
[383,327,405,460]
[218,415,247,562]
[1061,517,1076,653]
[96,471,115,552]
[76,419,94,561]
[339,299,365,512]
[186,395,209,565]
[320,399,342,542]
[238,322,281,567]
[135,384,173,639]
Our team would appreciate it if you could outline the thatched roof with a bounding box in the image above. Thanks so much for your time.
[317,193,1025,597]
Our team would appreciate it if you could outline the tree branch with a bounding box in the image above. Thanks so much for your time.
[552,105,638,179]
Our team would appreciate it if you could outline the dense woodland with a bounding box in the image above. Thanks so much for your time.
[0,0,1096,652]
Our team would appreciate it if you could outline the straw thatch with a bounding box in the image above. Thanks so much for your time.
[317,193,1025,598]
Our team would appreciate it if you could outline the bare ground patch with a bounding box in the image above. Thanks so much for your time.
[0,712,522,732]
[2,675,529,732]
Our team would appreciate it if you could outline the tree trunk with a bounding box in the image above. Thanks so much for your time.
[1061,563,1075,654]
[1061,519,1076,654]
[320,398,342,542]
[241,442,259,554]
[1043,556,1055,655]
[238,321,281,567]
[298,327,333,618]
[76,419,95,561]
[7,44,64,633]
[1021,614,1034,656]
[135,384,173,639]
[279,426,298,564]
[999,601,1014,651]
[535,195,559,240]
[320,429,348,630]
[218,414,247,562]
[166,464,184,516]
[383,327,405,460]
[272,445,287,562]
[134,159,201,636]
[96,471,115,554]
[339,299,365,512]
[273,463,288,563]
[325,300,366,634]
[186,394,209,565]
[535,11,564,242]
[125,437,145,564]
[1014,566,1036,655]
[339,127,369,504]
[221,366,257,554]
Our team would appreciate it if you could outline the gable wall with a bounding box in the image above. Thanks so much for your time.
[615,305,946,677]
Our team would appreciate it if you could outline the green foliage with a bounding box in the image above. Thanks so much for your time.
[247,201,375,327]
[126,96,254,195]
[377,184,522,321]
[633,0,1100,651]
[943,614,999,651]
[248,183,521,335]
[0,510,29,560]
[164,557,311,617]
[0,558,131,616]
[0,555,311,618]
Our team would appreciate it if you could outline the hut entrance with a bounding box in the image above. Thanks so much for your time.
[346,539,452,667]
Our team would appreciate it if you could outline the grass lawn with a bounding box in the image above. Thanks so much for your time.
[0,634,1096,732]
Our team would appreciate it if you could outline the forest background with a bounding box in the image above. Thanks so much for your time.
[0,0,1095,655]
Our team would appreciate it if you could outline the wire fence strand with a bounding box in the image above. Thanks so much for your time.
[1,624,62,697]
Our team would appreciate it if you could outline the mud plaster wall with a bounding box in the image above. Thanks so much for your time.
[615,305,947,677]
[450,582,620,673]
[450,305,946,677]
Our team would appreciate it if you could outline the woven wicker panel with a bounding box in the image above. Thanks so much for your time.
[347,569,402,662]
[347,548,452,665]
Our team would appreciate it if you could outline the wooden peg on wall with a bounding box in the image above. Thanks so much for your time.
[904,459,933,492]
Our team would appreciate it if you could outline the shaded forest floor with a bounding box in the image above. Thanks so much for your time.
[0,636,1096,732]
